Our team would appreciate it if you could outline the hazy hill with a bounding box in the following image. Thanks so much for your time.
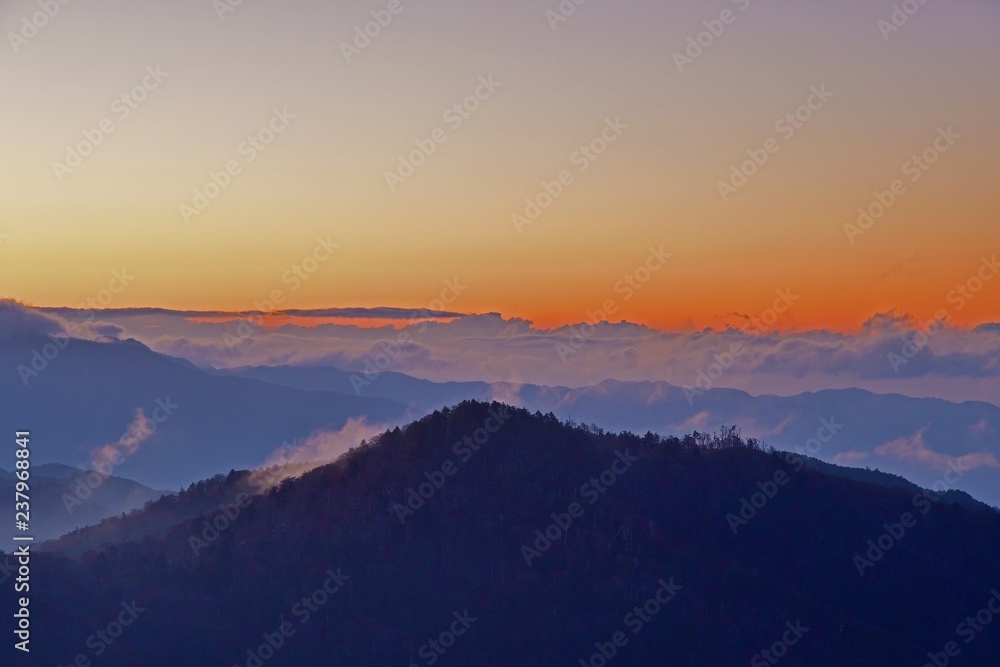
[0,463,167,541]
[0,336,409,488]
[221,363,491,410]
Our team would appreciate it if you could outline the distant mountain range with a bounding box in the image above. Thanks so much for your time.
[2,335,998,505]
[222,365,1000,507]
[0,335,409,489]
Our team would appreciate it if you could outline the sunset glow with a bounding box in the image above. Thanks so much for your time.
[2,0,997,332]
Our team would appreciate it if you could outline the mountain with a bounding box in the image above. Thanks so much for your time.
[513,380,1000,506]
[220,363,492,410]
[10,402,999,666]
[221,366,1000,506]
[793,455,990,510]
[7,333,997,505]
[0,336,409,489]
[0,463,167,541]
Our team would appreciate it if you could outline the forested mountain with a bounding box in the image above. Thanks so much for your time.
[222,365,1000,507]
[4,402,999,666]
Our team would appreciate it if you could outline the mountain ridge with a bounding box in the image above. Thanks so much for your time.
[12,401,1000,666]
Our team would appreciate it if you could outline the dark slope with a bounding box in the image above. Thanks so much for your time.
[796,455,991,510]
[8,402,999,666]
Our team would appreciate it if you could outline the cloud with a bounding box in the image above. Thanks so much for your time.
[672,411,712,432]
[860,311,913,333]
[0,300,67,340]
[969,419,995,439]
[78,321,126,339]
[490,381,523,405]
[0,301,131,344]
[250,417,390,491]
[89,409,156,473]
[39,306,463,319]
[36,307,1000,407]
[873,427,999,471]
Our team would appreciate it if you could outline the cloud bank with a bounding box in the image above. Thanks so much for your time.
[0,300,66,340]
[8,304,1000,406]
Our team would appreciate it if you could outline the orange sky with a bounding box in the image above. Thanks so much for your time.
[2,0,997,332]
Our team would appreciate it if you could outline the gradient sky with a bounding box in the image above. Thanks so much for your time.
[2,0,998,331]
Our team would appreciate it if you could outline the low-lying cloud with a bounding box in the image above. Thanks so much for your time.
[89,409,156,473]
[250,417,390,491]
[873,427,999,471]
[9,304,1000,407]
[0,300,66,340]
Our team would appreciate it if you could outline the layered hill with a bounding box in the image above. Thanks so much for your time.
[0,335,409,488]
[0,463,167,541]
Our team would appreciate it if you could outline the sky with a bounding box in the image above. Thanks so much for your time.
[1,0,998,332]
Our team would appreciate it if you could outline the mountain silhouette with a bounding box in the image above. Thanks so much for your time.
[7,402,997,666]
